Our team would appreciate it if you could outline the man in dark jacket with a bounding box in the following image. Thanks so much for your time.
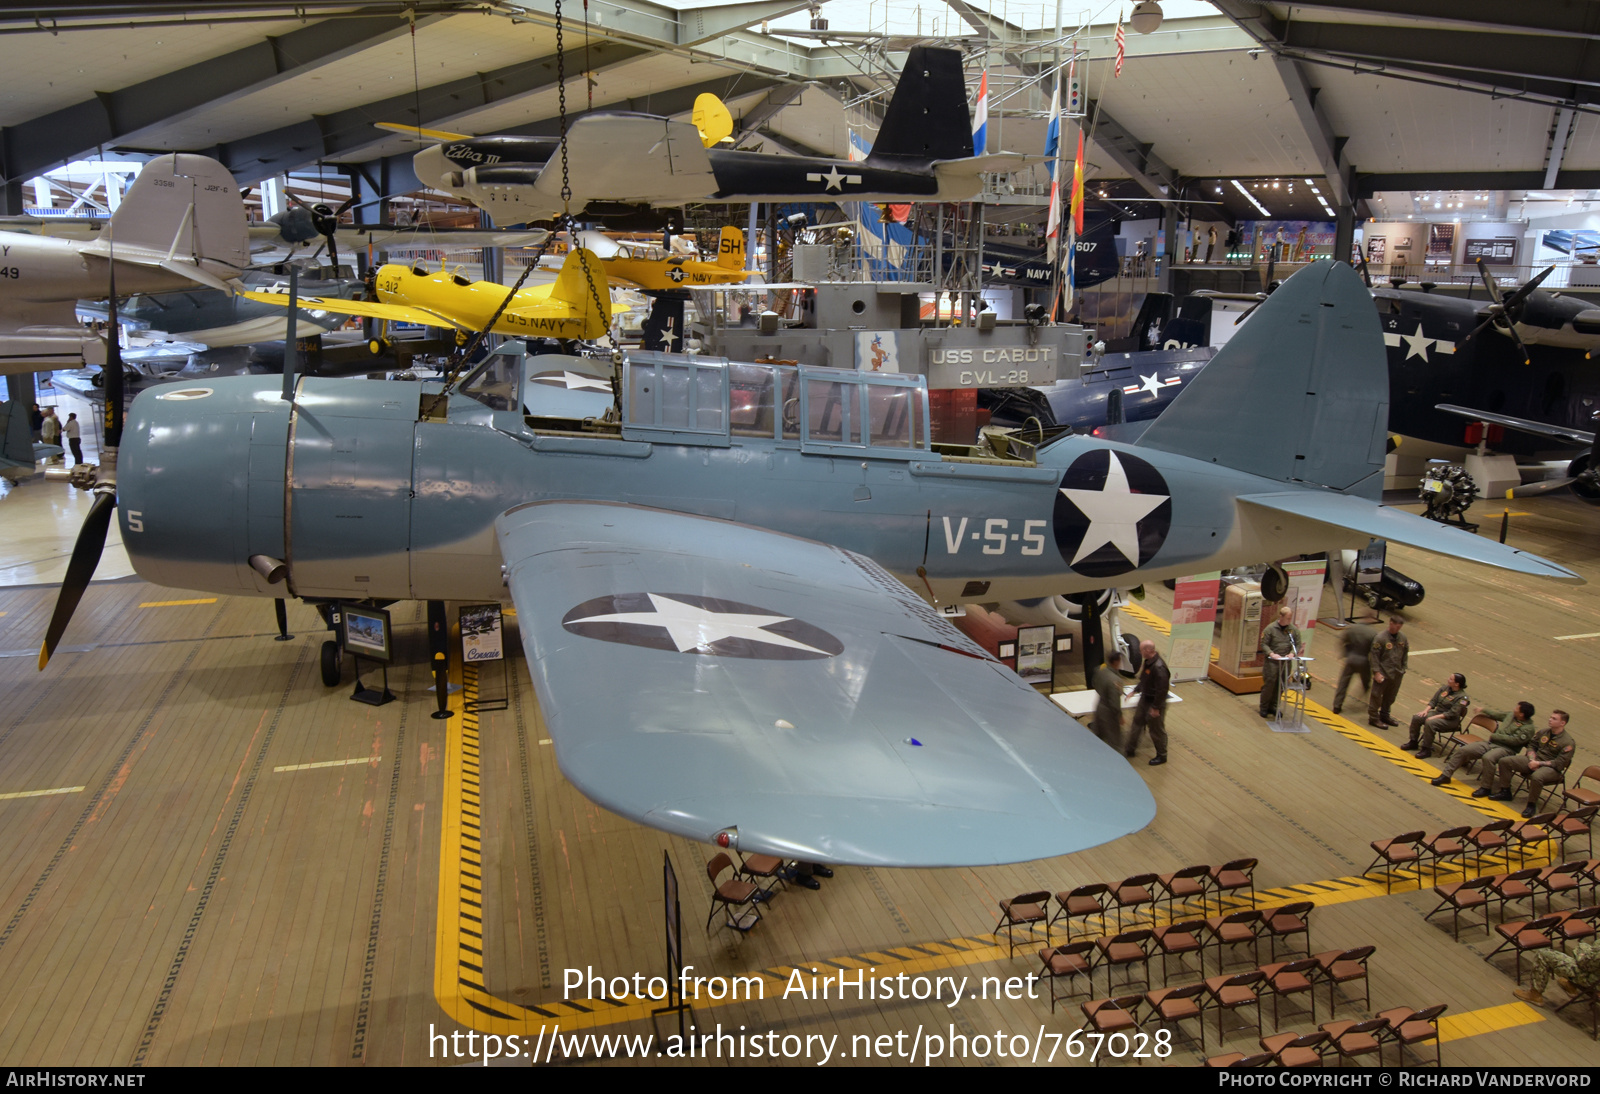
[1090,651,1127,748]
[1125,640,1172,766]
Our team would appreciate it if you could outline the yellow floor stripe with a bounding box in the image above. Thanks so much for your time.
[0,785,84,801]
[138,598,217,608]
[273,757,380,773]
[1440,1001,1543,1042]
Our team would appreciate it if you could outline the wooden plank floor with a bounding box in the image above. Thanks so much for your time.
[1,491,1598,1066]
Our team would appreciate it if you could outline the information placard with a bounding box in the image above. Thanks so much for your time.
[459,603,504,663]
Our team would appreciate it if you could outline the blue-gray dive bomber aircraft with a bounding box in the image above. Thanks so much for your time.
[39,261,1579,868]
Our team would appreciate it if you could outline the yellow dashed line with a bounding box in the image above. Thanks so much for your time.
[138,598,218,608]
[0,785,84,801]
[1441,1001,1543,1042]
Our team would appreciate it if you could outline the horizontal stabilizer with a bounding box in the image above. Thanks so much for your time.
[534,114,715,206]
[1435,403,1594,447]
[934,152,1038,177]
[84,154,248,276]
[1238,492,1581,583]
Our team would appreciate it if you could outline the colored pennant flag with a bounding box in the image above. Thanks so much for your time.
[1115,13,1126,77]
[1071,130,1086,237]
[972,70,989,154]
[1044,79,1062,262]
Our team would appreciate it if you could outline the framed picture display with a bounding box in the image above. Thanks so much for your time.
[341,604,392,662]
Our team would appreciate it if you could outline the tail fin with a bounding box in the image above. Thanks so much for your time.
[551,248,613,339]
[0,400,33,470]
[85,154,249,282]
[1135,259,1389,499]
[715,227,746,269]
[868,46,974,162]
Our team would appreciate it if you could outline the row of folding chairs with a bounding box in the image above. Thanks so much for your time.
[1037,903,1320,1006]
[1483,906,1600,984]
[1367,807,1597,894]
[1428,860,1600,940]
[1440,719,1599,815]
[1203,1004,1447,1068]
[995,858,1259,956]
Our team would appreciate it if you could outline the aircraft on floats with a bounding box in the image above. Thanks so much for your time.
[36,260,1578,868]
[239,247,616,342]
[0,153,247,376]
[412,47,1026,227]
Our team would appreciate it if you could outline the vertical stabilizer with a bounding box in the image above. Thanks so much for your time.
[715,227,746,269]
[1135,259,1389,498]
[867,46,974,163]
[550,248,613,340]
[87,154,249,278]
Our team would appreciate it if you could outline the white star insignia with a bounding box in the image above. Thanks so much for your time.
[568,593,832,655]
[1137,372,1164,396]
[1399,322,1432,361]
[1059,451,1170,567]
[537,370,610,392]
[821,165,845,191]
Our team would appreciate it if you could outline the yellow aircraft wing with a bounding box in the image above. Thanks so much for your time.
[236,290,469,331]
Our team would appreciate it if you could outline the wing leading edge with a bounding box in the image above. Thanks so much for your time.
[495,501,1157,867]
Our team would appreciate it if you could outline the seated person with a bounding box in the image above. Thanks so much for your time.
[1402,672,1469,759]
[1433,702,1537,788]
[1486,710,1576,816]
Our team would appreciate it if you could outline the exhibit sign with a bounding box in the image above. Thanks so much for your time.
[460,603,505,663]
[1015,624,1056,690]
[1426,223,1456,265]
[342,604,393,662]
[1357,539,1386,586]
[1464,237,1517,266]
[1283,559,1328,653]
[1168,571,1221,683]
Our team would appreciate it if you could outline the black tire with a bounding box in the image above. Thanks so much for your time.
[1260,564,1287,602]
[320,640,342,687]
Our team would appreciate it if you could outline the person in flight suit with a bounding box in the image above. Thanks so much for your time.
[1090,651,1128,748]
[1330,621,1375,715]
[1437,701,1537,788]
[1402,672,1470,759]
[1488,711,1577,816]
[1259,605,1301,719]
[1125,640,1172,766]
[1367,616,1409,728]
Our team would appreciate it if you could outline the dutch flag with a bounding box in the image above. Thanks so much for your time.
[1044,78,1061,262]
[972,71,989,154]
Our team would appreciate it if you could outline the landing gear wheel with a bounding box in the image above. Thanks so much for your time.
[1260,564,1287,602]
[320,639,342,687]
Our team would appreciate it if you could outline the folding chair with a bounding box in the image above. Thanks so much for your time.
[1553,982,1600,1041]
[1259,1029,1329,1067]
[1487,867,1542,921]
[1420,826,1472,884]
[1049,882,1110,941]
[1038,940,1097,1012]
[737,851,788,899]
[1442,713,1496,763]
[1508,812,1558,868]
[994,890,1051,957]
[1205,908,1264,970]
[1209,858,1258,909]
[1552,804,1597,861]
[1376,1003,1448,1067]
[1152,919,1207,982]
[1565,765,1600,809]
[1425,876,1494,940]
[1485,914,1560,984]
[705,852,763,933]
[1319,1016,1389,1067]
[1512,769,1567,815]
[1109,872,1161,930]
[1203,1050,1274,1068]
[1258,957,1320,1027]
[1080,995,1146,1065]
[1553,905,1600,949]
[1096,928,1156,993]
[1583,859,1600,906]
[1202,969,1265,1045]
[1534,861,1586,913]
[1365,829,1426,893]
[1145,983,1207,1053]
[1313,945,1375,1014]
[1157,864,1212,918]
[1261,901,1314,961]
[1466,819,1514,872]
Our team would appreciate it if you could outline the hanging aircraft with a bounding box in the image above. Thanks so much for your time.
[37,260,1580,868]
[411,47,1026,227]
[0,153,247,376]
[575,226,757,291]
[239,247,616,342]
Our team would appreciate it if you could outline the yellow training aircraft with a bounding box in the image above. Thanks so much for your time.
[238,247,615,341]
[579,226,758,291]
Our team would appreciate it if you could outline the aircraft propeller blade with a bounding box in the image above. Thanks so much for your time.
[38,487,117,669]
[1357,252,1373,288]
[1475,257,1506,308]
[1505,476,1576,499]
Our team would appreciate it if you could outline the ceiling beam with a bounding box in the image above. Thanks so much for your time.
[1353,170,1600,198]
[1251,0,1600,40]
[0,12,438,184]
[1084,99,1182,201]
[1271,57,1351,208]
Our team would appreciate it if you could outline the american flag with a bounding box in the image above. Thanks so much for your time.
[1115,13,1125,77]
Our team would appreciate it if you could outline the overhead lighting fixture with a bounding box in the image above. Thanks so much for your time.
[1273,181,1280,189]
[1232,178,1270,217]
[1129,1,1163,34]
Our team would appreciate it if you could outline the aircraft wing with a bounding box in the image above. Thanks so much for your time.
[1434,404,1595,447]
[1237,492,1582,582]
[533,114,716,205]
[236,290,466,331]
[495,501,1156,867]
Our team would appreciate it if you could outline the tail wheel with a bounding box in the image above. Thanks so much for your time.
[320,640,342,687]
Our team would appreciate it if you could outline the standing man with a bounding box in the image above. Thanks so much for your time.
[1205,226,1217,263]
[1259,605,1301,720]
[1488,710,1577,816]
[40,407,61,462]
[64,412,83,465]
[1125,639,1171,766]
[1367,616,1409,729]
[1090,651,1127,748]
[1402,672,1470,758]
[1330,620,1375,715]
[1437,701,1537,789]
